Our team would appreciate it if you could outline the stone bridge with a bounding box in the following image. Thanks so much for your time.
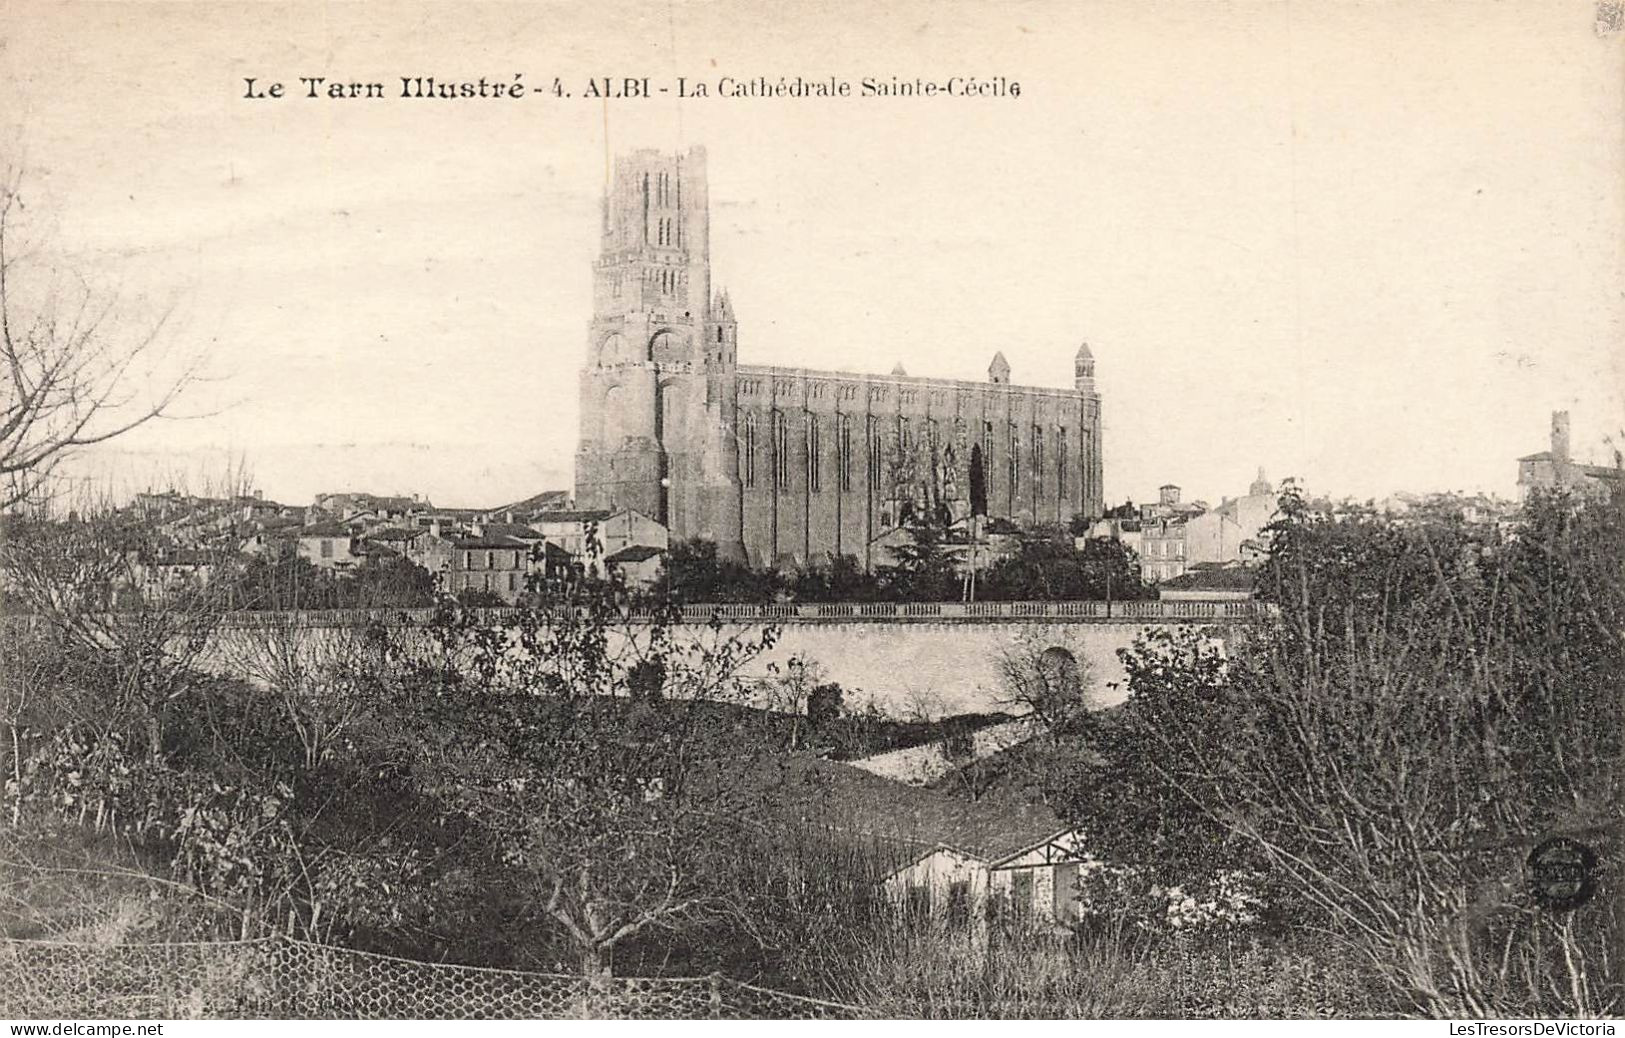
[209,600,1266,717]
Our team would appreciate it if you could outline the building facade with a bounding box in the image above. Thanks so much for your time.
[1518,410,1622,503]
[574,147,1105,569]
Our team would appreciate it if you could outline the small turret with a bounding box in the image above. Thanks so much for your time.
[708,289,737,367]
[1074,341,1095,391]
[988,351,1010,385]
[891,362,908,376]
[1552,410,1571,464]
[1249,467,1273,498]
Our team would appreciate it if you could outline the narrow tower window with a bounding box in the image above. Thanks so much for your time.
[1008,422,1020,494]
[1057,427,1068,498]
[772,411,789,490]
[867,416,883,487]
[838,414,853,491]
[742,413,757,488]
[807,415,822,493]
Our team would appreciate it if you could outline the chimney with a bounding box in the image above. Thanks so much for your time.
[1551,411,1571,463]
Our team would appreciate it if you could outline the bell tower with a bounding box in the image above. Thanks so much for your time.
[574,147,743,555]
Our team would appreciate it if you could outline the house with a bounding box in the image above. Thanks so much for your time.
[493,489,574,521]
[1517,411,1622,504]
[1084,501,1143,557]
[291,522,358,572]
[349,539,403,564]
[1139,484,1207,524]
[1182,469,1278,569]
[780,756,1088,929]
[132,547,221,591]
[310,492,432,524]
[1139,518,1188,583]
[604,544,665,587]
[533,508,668,575]
[367,526,455,574]
[447,533,536,603]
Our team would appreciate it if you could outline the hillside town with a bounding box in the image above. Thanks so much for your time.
[46,406,1602,613]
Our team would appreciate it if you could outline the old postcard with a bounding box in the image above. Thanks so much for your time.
[0,0,1620,1025]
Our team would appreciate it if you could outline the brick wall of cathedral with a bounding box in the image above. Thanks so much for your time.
[733,365,1102,568]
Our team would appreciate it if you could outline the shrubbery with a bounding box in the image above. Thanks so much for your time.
[1054,489,1623,1016]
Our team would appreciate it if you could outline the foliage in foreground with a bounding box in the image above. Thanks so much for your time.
[1062,490,1624,1017]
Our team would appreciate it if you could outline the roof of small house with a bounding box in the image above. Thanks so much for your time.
[534,509,615,524]
[498,489,573,514]
[1517,453,1622,478]
[450,534,531,550]
[479,522,546,540]
[542,541,575,562]
[771,755,1070,866]
[367,527,423,542]
[144,548,217,567]
[1159,564,1256,592]
[295,522,351,538]
[605,545,664,564]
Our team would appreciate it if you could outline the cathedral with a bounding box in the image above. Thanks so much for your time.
[573,146,1104,568]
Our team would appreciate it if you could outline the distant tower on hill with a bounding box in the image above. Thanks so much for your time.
[1249,467,1273,498]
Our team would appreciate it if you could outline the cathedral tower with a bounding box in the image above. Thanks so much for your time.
[573,146,744,557]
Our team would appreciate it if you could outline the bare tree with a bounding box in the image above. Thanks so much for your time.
[992,627,1097,732]
[215,616,381,770]
[0,510,225,757]
[0,163,195,509]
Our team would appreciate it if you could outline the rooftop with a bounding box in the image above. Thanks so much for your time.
[774,755,1069,865]
[535,509,615,524]
[478,523,546,540]
[450,534,531,549]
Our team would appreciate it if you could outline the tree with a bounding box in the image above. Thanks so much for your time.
[807,682,844,731]
[981,524,1151,601]
[363,583,783,977]
[340,556,437,609]
[232,551,341,611]
[968,444,987,518]
[758,655,831,750]
[454,587,505,609]
[1095,488,1624,1015]
[0,513,225,757]
[656,537,777,603]
[877,512,960,601]
[214,616,384,770]
[0,164,195,508]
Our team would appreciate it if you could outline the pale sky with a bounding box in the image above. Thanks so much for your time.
[4,0,1621,511]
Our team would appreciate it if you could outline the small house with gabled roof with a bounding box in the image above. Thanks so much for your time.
[777,756,1087,930]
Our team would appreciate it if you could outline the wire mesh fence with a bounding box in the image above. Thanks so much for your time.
[0,936,868,1020]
